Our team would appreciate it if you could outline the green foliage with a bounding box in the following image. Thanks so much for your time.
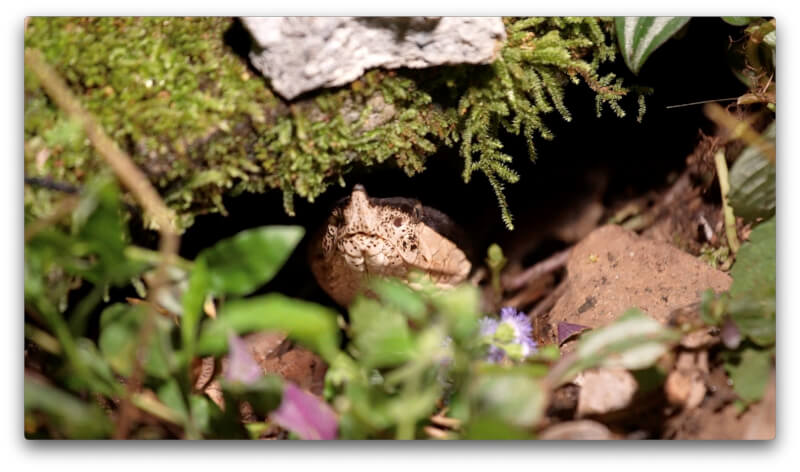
[197,226,304,296]
[25,378,114,439]
[722,17,759,26]
[98,303,175,379]
[728,122,776,223]
[24,180,696,438]
[197,294,341,362]
[700,217,775,406]
[615,17,690,74]
[722,348,773,408]
[25,17,637,232]
[23,178,309,438]
[730,217,776,300]
[24,178,690,438]
[456,17,632,229]
[554,308,681,385]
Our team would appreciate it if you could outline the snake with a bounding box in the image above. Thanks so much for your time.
[309,184,472,306]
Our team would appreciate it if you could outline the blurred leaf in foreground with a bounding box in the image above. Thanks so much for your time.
[98,303,175,379]
[557,309,681,383]
[197,226,304,297]
[730,217,775,301]
[25,377,113,439]
[722,347,772,406]
[729,122,776,223]
[196,294,340,362]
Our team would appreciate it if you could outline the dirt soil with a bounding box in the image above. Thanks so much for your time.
[546,224,732,335]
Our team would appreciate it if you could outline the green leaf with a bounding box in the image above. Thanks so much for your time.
[25,377,113,439]
[728,297,775,346]
[181,257,210,361]
[560,309,681,382]
[70,338,122,397]
[730,217,776,300]
[189,394,212,435]
[349,297,416,368]
[197,226,304,297]
[468,370,546,429]
[723,348,772,406]
[157,378,188,423]
[430,284,481,344]
[616,17,691,74]
[722,17,757,26]
[196,294,341,362]
[98,303,174,379]
[729,123,776,223]
[74,177,144,286]
[221,375,284,417]
[367,278,427,322]
[463,414,534,440]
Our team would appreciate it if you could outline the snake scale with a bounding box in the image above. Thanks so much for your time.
[309,185,472,306]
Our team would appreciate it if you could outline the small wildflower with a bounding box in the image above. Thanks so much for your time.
[499,307,537,357]
[224,332,262,385]
[479,307,538,363]
[479,317,498,337]
[271,382,338,440]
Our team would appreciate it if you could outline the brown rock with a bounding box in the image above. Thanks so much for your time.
[666,369,775,439]
[575,368,638,417]
[549,225,731,336]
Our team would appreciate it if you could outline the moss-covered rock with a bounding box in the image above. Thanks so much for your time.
[25,17,636,231]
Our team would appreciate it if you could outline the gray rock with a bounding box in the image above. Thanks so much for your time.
[242,17,506,100]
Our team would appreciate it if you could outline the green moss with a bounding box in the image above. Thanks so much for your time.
[25,17,637,231]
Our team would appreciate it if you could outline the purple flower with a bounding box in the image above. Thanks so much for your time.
[479,317,498,337]
[271,382,338,440]
[479,307,538,363]
[500,307,532,339]
[500,307,537,357]
[224,332,262,385]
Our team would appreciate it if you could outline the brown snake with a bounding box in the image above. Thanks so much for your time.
[309,185,472,306]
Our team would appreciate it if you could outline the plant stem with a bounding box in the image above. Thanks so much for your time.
[25,48,182,439]
[714,149,741,254]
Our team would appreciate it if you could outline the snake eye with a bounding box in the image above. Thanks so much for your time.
[332,209,344,226]
[393,217,404,227]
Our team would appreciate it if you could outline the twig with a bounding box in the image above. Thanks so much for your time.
[24,175,80,194]
[713,149,741,254]
[528,279,567,321]
[503,273,552,309]
[665,97,740,109]
[503,247,571,292]
[25,48,181,438]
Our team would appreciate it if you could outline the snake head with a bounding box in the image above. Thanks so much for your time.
[311,184,471,306]
[329,185,421,271]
